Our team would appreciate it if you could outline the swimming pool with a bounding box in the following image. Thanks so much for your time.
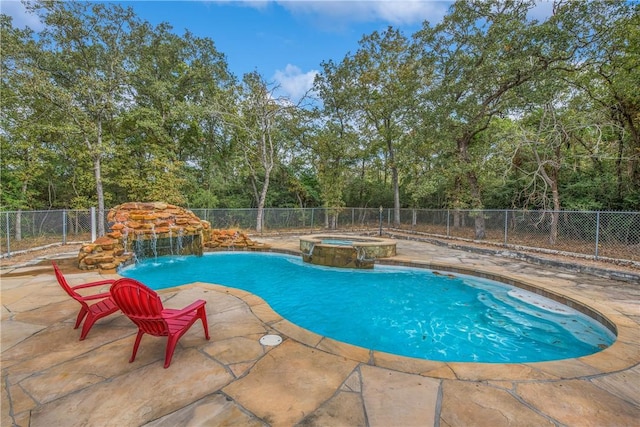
[119,252,615,363]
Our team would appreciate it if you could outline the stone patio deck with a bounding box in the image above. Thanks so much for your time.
[1,236,639,426]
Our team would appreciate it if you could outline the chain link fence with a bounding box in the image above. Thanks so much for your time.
[0,209,94,257]
[192,207,383,231]
[1,207,638,264]
[395,209,640,262]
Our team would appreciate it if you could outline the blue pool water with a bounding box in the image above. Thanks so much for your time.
[120,252,615,363]
[320,239,354,246]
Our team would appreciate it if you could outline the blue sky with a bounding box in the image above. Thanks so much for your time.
[2,1,553,101]
[2,0,454,100]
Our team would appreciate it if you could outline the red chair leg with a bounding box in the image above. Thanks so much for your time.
[79,313,97,340]
[199,307,210,340]
[164,335,180,368]
[74,307,88,329]
[130,330,145,363]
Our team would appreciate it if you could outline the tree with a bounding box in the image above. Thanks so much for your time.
[2,0,638,215]
[234,72,298,232]
[413,0,578,238]
[118,24,236,206]
[350,27,419,224]
[566,1,640,208]
[0,16,46,213]
[312,59,360,226]
[24,1,141,235]
[512,103,571,243]
[0,15,53,240]
[498,0,639,217]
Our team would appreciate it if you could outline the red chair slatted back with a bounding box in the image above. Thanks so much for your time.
[110,278,169,337]
[53,262,85,303]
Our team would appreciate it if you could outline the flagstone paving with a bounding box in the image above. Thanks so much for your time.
[1,236,639,426]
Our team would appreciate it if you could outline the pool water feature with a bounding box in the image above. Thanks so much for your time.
[120,252,616,363]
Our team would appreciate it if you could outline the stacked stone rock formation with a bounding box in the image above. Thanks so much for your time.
[78,202,270,272]
[78,202,212,272]
[204,229,264,249]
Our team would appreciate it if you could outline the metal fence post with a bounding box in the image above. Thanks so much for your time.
[352,208,355,230]
[91,207,97,242]
[446,209,450,237]
[62,210,67,245]
[504,209,508,245]
[595,211,600,259]
[5,212,10,257]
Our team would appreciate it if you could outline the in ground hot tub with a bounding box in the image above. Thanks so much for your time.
[300,235,396,269]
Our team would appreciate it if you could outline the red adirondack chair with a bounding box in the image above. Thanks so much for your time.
[52,261,119,340]
[110,278,210,368]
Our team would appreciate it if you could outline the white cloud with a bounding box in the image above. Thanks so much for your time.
[374,1,448,25]
[211,1,557,27]
[273,64,318,101]
[1,0,44,30]
[277,0,450,26]
[209,0,450,27]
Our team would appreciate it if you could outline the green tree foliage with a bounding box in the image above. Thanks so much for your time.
[568,1,640,208]
[413,0,572,238]
[19,1,141,234]
[116,24,236,207]
[495,0,639,213]
[2,1,237,215]
[311,60,359,226]
[350,27,419,224]
[1,16,47,211]
[1,0,638,225]
[233,72,305,231]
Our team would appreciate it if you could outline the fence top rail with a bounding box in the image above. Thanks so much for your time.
[193,208,640,214]
[1,208,639,215]
[407,209,640,214]
[0,209,92,215]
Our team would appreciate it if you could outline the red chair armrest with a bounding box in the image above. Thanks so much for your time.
[82,292,113,301]
[71,280,117,291]
[161,300,206,319]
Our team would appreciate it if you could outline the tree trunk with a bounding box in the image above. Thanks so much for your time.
[255,208,263,233]
[392,165,400,226]
[91,124,106,237]
[458,135,486,239]
[15,210,22,241]
[255,173,269,233]
[621,108,640,189]
[386,135,401,226]
[359,158,366,204]
[453,210,461,228]
[466,171,486,239]
[14,181,28,241]
[94,156,105,237]
[615,135,625,207]
[474,213,486,240]
[549,172,561,245]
